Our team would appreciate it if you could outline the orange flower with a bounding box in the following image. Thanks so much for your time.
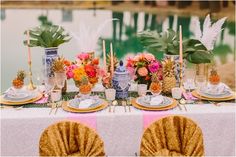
[92,58,99,65]
[89,77,98,85]
[145,75,150,81]
[64,60,71,66]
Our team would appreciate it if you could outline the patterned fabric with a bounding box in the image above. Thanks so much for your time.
[140,115,204,156]
[39,121,105,156]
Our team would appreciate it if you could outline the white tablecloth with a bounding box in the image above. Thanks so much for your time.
[1,103,235,156]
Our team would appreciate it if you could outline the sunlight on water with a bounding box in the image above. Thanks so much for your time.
[1,9,235,91]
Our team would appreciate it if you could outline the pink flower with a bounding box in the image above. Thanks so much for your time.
[127,67,136,79]
[148,62,160,73]
[77,53,90,61]
[133,54,141,62]
[66,64,77,79]
[126,57,134,67]
[138,67,148,77]
[144,53,155,62]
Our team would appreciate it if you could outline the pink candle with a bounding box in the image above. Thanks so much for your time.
[27,30,31,63]
[102,40,107,73]
[110,43,114,76]
[179,25,183,63]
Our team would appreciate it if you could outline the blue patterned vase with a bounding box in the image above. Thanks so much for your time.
[112,61,131,99]
[163,54,186,85]
[43,47,58,77]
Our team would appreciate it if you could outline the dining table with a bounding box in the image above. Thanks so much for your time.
[1,85,235,156]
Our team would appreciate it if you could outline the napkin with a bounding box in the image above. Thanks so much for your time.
[78,99,95,109]
[204,83,231,95]
[183,92,198,100]
[150,95,163,106]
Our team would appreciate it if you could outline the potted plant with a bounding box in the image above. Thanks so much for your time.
[24,25,71,77]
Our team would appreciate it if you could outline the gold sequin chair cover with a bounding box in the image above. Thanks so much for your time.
[39,121,105,156]
[140,115,204,156]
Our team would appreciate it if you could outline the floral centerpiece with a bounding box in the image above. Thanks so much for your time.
[126,52,162,87]
[65,53,101,95]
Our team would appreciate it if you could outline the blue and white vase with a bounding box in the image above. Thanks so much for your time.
[42,47,58,77]
[112,61,131,99]
[163,54,186,85]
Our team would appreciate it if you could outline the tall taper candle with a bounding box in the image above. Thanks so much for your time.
[102,40,107,73]
[179,25,183,63]
[110,43,114,76]
[27,30,31,63]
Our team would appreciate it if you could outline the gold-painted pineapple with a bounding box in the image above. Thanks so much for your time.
[162,59,176,94]
[12,70,26,89]
[107,53,118,73]
[51,56,65,73]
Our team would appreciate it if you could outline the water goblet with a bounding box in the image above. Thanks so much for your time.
[137,84,147,97]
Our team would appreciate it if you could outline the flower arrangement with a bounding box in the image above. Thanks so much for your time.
[65,53,101,87]
[126,52,162,86]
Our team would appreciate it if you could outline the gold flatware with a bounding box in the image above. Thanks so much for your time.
[49,103,56,115]
[180,98,187,111]
[122,101,127,112]
[108,101,112,113]
[177,102,182,111]
[112,100,118,113]
[126,99,131,112]
[15,106,23,110]
[54,103,58,115]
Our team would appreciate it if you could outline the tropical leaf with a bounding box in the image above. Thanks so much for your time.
[24,25,70,48]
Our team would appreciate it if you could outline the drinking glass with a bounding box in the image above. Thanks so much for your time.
[195,75,206,92]
[44,76,55,99]
[137,84,147,97]
[54,72,67,89]
[195,75,206,103]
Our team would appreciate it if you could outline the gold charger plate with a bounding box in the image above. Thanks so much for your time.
[0,93,43,105]
[131,97,177,111]
[192,90,235,101]
[62,100,108,113]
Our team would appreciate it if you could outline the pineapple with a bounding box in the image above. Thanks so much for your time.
[51,56,65,73]
[209,68,220,85]
[150,73,162,95]
[107,53,119,73]
[12,70,26,89]
[162,59,176,94]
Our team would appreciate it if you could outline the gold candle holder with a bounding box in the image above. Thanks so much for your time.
[179,61,184,89]
[27,61,36,90]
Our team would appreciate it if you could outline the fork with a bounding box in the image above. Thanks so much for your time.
[112,100,118,113]
[49,103,56,115]
[122,101,127,112]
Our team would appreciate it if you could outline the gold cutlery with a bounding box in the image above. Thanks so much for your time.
[180,98,187,111]
[177,102,182,111]
[54,103,58,115]
[122,101,127,112]
[108,101,112,113]
[126,99,131,112]
[112,100,118,113]
[49,103,56,115]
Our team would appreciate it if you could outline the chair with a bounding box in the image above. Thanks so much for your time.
[140,115,204,156]
[39,121,105,156]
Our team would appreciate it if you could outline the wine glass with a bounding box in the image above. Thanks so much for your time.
[195,75,206,92]
[54,72,67,89]
[195,75,206,103]
[44,76,55,99]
